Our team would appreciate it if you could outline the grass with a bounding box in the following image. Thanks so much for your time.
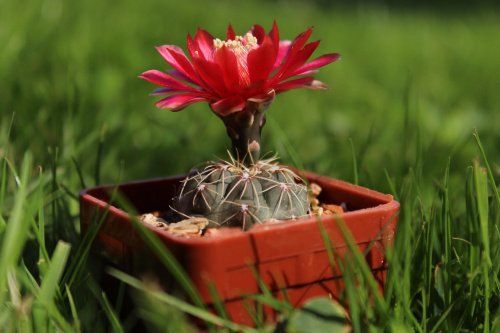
[2,0,500,331]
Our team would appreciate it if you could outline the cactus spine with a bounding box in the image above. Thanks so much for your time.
[172,156,310,230]
[172,93,310,230]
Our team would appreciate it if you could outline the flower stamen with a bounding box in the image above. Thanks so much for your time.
[213,33,258,86]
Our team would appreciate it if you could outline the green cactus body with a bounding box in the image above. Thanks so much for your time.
[172,158,310,230]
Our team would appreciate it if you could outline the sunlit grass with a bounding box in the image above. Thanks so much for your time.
[1,0,500,331]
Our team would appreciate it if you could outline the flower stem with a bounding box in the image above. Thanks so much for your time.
[220,101,265,165]
[211,91,275,166]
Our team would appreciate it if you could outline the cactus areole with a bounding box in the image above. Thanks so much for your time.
[141,22,340,229]
[173,157,310,230]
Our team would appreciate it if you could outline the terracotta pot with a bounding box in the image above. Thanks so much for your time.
[79,170,399,325]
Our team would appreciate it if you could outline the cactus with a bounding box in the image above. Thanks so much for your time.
[141,23,340,230]
[170,97,312,230]
[172,156,310,230]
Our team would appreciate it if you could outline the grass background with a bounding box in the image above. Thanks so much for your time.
[1,0,500,331]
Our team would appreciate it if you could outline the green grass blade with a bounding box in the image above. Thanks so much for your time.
[111,192,221,332]
[33,241,72,333]
[60,209,104,291]
[464,167,481,327]
[267,115,305,172]
[474,161,492,267]
[429,267,480,333]
[37,166,45,254]
[442,158,452,315]
[0,215,5,233]
[245,293,294,314]
[429,292,468,333]
[60,164,123,291]
[245,264,294,318]
[0,112,15,214]
[111,193,210,311]
[334,216,389,315]
[114,281,126,319]
[474,128,500,207]
[108,268,259,333]
[87,277,124,333]
[316,218,345,306]
[65,285,81,333]
[466,166,480,271]
[22,262,41,294]
[482,259,491,333]
[49,146,59,247]
[38,241,71,304]
[385,175,415,324]
[384,168,400,202]
[7,269,21,310]
[95,125,107,187]
[207,282,231,325]
[0,153,32,304]
[36,166,50,279]
[2,161,52,268]
[492,314,500,333]
[350,138,358,185]
[71,156,87,189]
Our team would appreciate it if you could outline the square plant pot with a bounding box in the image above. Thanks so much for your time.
[79,169,399,326]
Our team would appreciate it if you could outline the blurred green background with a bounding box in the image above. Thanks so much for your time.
[2,0,500,330]
[2,0,499,196]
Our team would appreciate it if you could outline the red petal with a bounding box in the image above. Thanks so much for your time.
[248,38,276,84]
[139,70,202,93]
[269,27,314,81]
[150,87,182,96]
[166,69,199,86]
[171,98,209,112]
[286,27,314,60]
[187,33,201,60]
[155,93,208,110]
[192,57,229,97]
[251,24,266,44]
[156,45,201,84]
[236,79,267,98]
[194,28,215,59]
[210,96,247,116]
[268,21,280,53]
[272,40,292,72]
[226,24,236,41]
[290,53,341,76]
[276,40,321,81]
[214,44,240,92]
[150,87,212,97]
[273,76,315,93]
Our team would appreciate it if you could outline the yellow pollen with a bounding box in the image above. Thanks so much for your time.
[212,33,258,86]
[213,33,258,52]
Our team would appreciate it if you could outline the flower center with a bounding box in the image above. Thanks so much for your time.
[213,33,258,85]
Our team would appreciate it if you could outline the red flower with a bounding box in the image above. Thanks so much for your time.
[140,22,340,116]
